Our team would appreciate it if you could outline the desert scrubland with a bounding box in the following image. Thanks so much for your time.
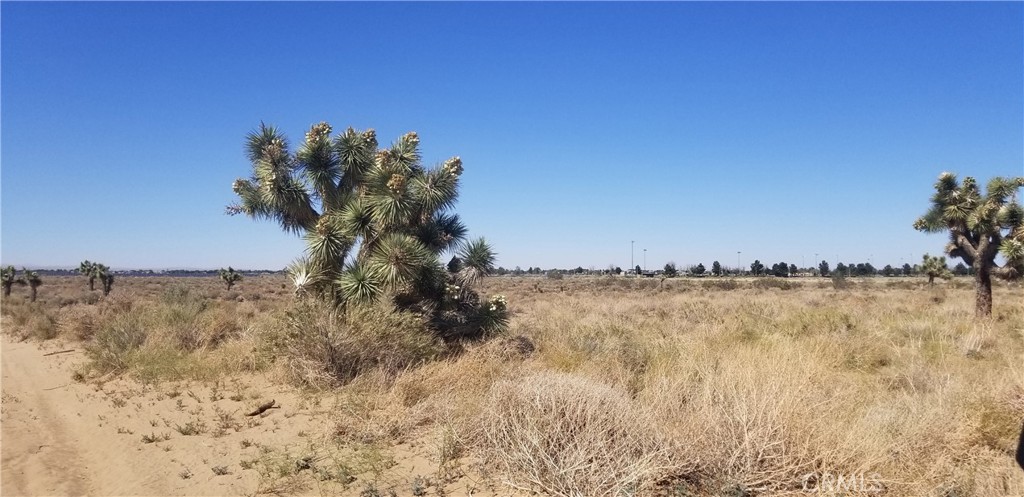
[2,275,1023,496]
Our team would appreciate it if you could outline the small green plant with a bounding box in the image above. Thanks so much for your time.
[411,475,427,496]
[141,432,170,444]
[175,420,207,436]
[211,465,230,476]
[179,468,193,480]
[359,484,382,497]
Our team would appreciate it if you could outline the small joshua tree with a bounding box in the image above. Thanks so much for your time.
[17,268,42,302]
[95,264,115,296]
[914,172,1024,316]
[79,260,98,291]
[219,267,243,291]
[920,254,952,285]
[1,266,16,297]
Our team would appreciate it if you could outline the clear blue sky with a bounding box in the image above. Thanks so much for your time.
[2,2,1022,271]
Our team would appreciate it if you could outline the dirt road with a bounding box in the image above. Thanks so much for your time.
[1,336,180,496]
[1,334,519,497]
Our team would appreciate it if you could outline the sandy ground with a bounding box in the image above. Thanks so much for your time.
[1,335,516,497]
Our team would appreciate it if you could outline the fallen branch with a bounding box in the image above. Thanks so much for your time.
[246,399,278,416]
[43,349,76,357]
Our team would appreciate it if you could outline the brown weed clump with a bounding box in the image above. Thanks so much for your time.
[276,301,445,389]
[483,372,675,497]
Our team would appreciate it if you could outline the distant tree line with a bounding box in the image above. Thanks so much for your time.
[489,258,966,278]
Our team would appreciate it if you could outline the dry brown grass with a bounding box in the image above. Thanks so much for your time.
[483,371,673,497]
[3,274,1023,496]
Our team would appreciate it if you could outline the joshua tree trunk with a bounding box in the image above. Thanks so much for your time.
[30,286,38,302]
[89,278,95,291]
[226,281,234,291]
[974,263,992,317]
[928,275,935,285]
[2,284,10,297]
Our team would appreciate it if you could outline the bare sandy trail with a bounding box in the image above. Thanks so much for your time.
[0,334,518,497]
[1,336,174,497]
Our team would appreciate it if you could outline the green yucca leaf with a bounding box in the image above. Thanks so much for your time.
[986,177,1019,204]
[389,132,422,173]
[367,190,415,230]
[457,238,496,287]
[414,213,466,253]
[1000,238,1024,264]
[245,123,289,164]
[943,202,971,223]
[335,128,376,189]
[338,198,374,240]
[997,202,1024,229]
[304,217,353,270]
[337,262,384,304]
[935,172,958,193]
[409,167,459,218]
[287,258,324,296]
[369,234,431,288]
[297,141,340,201]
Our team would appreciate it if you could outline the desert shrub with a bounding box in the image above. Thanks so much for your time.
[152,286,208,351]
[199,303,242,348]
[276,301,445,388]
[57,305,101,340]
[25,309,59,340]
[483,372,673,497]
[702,278,740,291]
[653,346,878,494]
[86,309,149,373]
[751,278,794,290]
[2,301,59,340]
[831,272,851,290]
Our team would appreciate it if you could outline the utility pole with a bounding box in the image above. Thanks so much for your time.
[631,241,635,276]
[643,249,647,272]
[737,251,741,275]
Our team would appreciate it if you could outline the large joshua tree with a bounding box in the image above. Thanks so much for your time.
[228,122,507,338]
[914,172,1024,316]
